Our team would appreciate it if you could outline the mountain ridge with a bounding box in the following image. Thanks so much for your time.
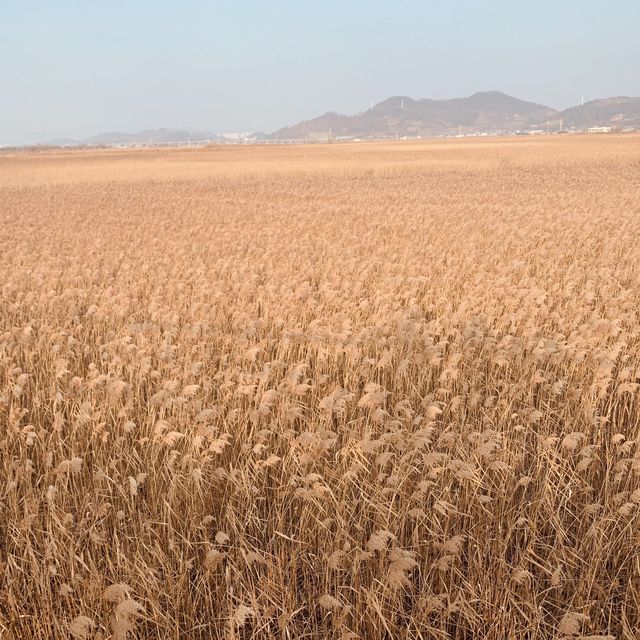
[11,91,640,149]
[45,128,226,147]
[274,91,640,139]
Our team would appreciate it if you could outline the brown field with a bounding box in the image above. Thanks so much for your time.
[2,136,640,639]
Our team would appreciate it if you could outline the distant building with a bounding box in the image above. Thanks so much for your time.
[308,132,331,142]
[587,126,612,133]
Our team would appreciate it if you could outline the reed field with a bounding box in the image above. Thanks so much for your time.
[2,135,640,639]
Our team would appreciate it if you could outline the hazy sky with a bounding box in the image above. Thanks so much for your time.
[2,0,639,144]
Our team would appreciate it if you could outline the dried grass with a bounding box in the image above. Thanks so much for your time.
[1,135,640,638]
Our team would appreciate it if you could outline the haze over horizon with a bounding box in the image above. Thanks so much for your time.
[2,0,639,146]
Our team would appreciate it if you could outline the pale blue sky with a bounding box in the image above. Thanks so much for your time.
[1,0,639,144]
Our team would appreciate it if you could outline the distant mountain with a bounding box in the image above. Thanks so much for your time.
[274,91,559,139]
[47,128,224,147]
[274,91,640,139]
[20,93,640,149]
[559,97,640,129]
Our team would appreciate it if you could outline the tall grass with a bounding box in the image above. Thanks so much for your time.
[1,136,640,638]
